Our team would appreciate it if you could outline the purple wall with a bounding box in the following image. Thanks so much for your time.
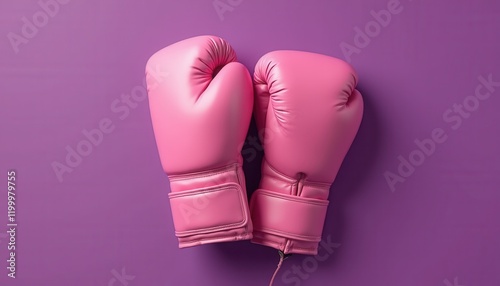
[1,0,499,285]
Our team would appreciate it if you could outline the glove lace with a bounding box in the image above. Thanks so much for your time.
[269,250,292,286]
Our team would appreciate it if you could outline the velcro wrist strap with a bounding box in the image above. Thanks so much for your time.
[169,183,248,237]
[250,189,329,242]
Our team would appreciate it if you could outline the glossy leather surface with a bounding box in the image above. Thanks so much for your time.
[146,36,254,247]
[250,50,363,254]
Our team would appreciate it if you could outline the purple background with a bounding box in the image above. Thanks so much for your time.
[1,0,499,285]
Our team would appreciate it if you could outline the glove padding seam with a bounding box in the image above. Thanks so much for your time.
[168,163,240,181]
[252,234,318,251]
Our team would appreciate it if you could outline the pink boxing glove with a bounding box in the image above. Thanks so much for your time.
[146,36,253,248]
[250,51,363,255]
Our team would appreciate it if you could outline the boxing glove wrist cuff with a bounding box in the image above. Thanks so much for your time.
[167,164,252,247]
[250,189,329,242]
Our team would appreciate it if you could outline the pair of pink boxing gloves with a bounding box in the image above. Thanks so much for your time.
[146,35,363,256]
